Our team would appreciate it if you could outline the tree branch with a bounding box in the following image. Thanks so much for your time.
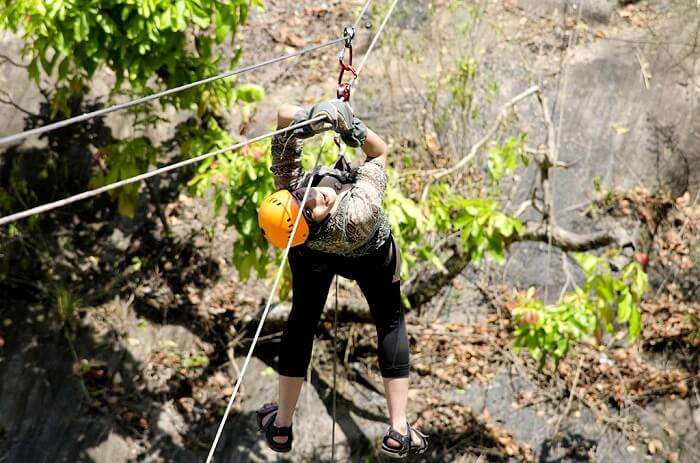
[0,53,28,68]
[433,85,540,181]
[519,222,634,252]
[0,89,38,117]
[403,221,634,310]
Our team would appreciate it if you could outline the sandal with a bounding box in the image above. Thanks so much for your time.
[256,402,293,453]
[407,423,429,456]
[379,422,429,459]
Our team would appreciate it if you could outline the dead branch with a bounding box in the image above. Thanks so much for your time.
[403,220,634,310]
[551,354,584,436]
[0,89,38,117]
[418,85,541,201]
[261,300,374,333]
[432,85,541,181]
[519,222,634,252]
[432,85,540,181]
[0,53,28,68]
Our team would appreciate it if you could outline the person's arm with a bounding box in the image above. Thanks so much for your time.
[344,139,388,244]
[269,104,306,191]
[360,128,388,167]
[277,103,303,128]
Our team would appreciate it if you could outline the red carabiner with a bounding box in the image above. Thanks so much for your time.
[337,27,357,101]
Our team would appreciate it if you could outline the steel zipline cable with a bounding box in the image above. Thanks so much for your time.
[0,41,342,147]
[0,115,326,226]
[0,0,377,226]
[0,0,372,147]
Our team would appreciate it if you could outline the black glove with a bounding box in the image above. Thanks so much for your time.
[340,117,368,148]
[308,99,354,134]
[290,100,367,147]
[290,108,315,139]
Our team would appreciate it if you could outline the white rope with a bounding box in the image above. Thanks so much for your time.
[0,116,326,226]
[204,141,325,463]
[353,0,374,31]
[350,0,399,88]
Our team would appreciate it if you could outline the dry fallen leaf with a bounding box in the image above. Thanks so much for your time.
[647,439,663,454]
[424,130,442,155]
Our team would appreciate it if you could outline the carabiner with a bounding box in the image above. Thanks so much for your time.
[337,27,357,101]
[343,26,356,47]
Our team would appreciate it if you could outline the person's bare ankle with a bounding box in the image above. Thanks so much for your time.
[274,415,293,428]
[390,421,408,435]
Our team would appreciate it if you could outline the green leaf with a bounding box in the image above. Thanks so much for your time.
[237,83,265,103]
[616,291,632,323]
[594,276,615,305]
[632,267,648,298]
[58,56,70,80]
[628,305,642,340]
[27,58,40,81]
[574,252,599,275]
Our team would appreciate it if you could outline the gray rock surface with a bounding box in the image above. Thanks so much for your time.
[522,0,618,24]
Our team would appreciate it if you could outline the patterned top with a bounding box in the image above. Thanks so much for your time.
[270,130,391,257]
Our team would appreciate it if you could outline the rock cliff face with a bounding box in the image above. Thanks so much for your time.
[1,1,699,462]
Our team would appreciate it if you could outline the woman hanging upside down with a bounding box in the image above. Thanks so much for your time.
[255,99,428,459]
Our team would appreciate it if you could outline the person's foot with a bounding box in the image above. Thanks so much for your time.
[258,403,292,445]
[383,423,428,454]
[384,425,419,449]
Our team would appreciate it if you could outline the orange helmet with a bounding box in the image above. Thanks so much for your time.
[258,190,309,248]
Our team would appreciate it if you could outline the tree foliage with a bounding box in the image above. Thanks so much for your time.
[0,0,264,218]
[0,0,264,314]
[1,0,261,115]
[513,253,649,366]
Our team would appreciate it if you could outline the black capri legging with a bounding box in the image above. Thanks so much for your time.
[278,234,409,378]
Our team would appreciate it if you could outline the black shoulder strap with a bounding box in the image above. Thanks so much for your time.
[333,153,352,173]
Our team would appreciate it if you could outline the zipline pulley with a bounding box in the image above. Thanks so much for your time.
[337,27,357,101]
